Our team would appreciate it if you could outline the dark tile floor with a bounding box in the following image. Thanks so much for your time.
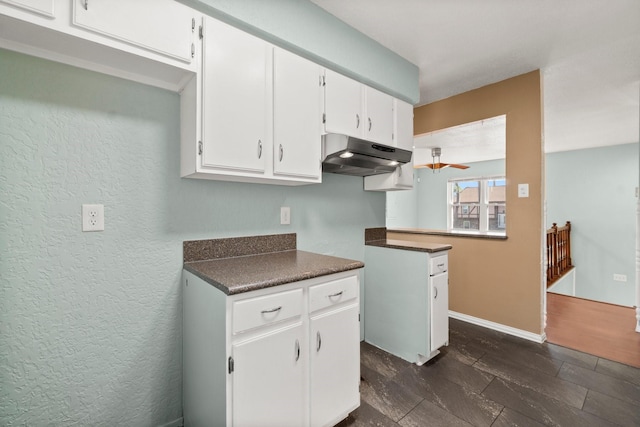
[338,318,640,427]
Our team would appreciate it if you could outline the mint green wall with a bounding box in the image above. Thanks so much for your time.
[180,0,419,103]
[386,174,419,228]
[0,49,384,425]
[546,143,638,307]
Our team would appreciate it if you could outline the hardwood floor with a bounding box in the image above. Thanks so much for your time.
[546,292,640,368]
[338,318,640,426]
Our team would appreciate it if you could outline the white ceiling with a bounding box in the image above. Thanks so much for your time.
[311,0,640,157]
[413,115,506,165]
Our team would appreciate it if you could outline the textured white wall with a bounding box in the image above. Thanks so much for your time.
[0,49,384,425]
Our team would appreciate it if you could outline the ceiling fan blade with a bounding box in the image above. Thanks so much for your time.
[414,162,469,170]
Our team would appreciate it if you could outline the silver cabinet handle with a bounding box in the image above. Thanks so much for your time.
[279,144,283,162]
[434,287,438,299]
[83,0,88,10]
[257,139,262,159]
[328,291,343,298]
[261,306,282,314]
[368,117,372,131]
[398,166,402,177]
[437,263,445,268]
[295,339,300,362]
[356,114,360,129]
[316,331,322,352]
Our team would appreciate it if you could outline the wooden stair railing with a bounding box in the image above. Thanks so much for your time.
[547,221,573,287]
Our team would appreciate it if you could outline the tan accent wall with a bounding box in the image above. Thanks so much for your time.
[392,70,544,334]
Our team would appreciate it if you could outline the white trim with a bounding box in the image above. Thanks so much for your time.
[636,198,640,332]
[157,417,183,427]
[449,310,546,343]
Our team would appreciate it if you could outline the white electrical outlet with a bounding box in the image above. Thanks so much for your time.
[82,204,104,232]
[613,274,627,282]
[280,207,291,225]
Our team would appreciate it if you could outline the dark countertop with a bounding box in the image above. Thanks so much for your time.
[365,239,452,253]
[184,249,364,295]
[389,227,507,240]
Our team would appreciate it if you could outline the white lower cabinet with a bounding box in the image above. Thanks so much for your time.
[310,304,360,427]
[430,272,449,351]
[183,269,361,427]
[232,322,305,427]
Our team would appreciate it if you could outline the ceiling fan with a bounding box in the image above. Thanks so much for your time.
[414,147,470,171]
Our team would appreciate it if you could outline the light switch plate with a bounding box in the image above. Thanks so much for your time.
[518,183,529,198]
[280,207,290,225]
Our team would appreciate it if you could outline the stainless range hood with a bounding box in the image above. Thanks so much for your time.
[322,134,412,177]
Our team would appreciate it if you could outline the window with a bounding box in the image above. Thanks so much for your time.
[448,177,506,234]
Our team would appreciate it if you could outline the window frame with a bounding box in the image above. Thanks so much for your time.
[448,175,506,235]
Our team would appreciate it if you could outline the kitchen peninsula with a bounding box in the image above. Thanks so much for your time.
[364,228,452,364]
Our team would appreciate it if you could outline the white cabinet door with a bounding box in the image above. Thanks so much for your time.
[396,162,414,188]
[273,48,322,180]
[310,304,360,427]
[364,87,394,144]
[430,273,449,350]
[0,0,53,17]
[232,323,305,427]
[72,0,194,63]
[324,69,363,138]
[394,99,414,151]
[201,16,270,174]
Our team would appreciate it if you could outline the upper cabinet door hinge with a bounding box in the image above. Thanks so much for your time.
[199,25,204,40]
[228,356,234,374]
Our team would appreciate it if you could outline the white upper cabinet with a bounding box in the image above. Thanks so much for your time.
[0,0,197,91]
[200,16,270,175]
[323,69,364,138]
[181,17,323,185]
[72,0,195,63]
[273,47,322,181]
[394,99,414,151]
[0,0,53,17]
[364,86,394,144]
[364,162,413,191]
[323,69,394,146]
[364,98,414,191]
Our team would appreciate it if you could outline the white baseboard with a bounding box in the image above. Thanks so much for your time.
[449,310,546,343]
[158,417,183,427]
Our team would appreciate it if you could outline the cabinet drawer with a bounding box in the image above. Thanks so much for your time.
[233,288,303,334]
[309,275,358,313]
[430,254,448,275]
